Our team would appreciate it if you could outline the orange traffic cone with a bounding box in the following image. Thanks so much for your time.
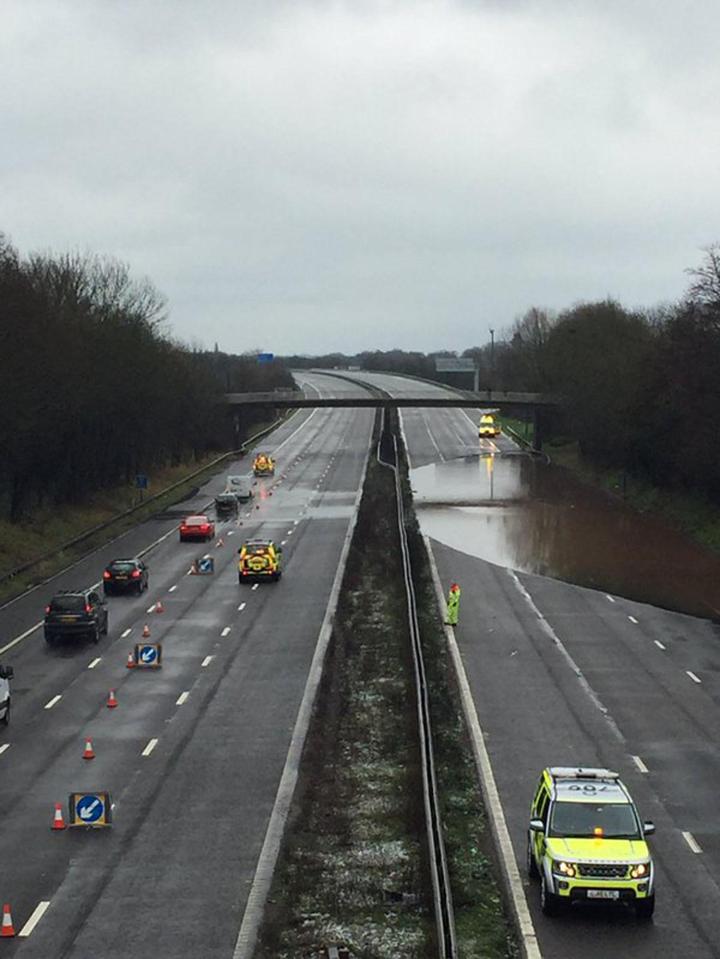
[1,904,15,937]
[154,600,164,614]
[82,738,95,760]
[51,802,67,831]
[142,624,150,638]
[126,651,136,668]
[216,538,224,548]
[107,689,118,709]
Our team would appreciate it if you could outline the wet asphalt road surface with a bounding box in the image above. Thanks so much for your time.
[0,378,373,958]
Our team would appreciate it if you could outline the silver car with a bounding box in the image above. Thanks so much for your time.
[0,663,13,726]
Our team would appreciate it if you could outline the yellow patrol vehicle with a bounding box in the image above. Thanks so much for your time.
[527,767,655,919]
[252,452,275,476]
[478,414,500,437]
[238,539,283,583]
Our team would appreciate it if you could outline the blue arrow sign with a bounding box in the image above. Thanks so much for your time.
[139,645,157,664]
[198,557,214,573]
[76,794,104,823]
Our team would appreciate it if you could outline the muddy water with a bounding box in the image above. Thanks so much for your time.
[412,453,720,620]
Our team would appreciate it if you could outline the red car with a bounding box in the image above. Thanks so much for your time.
[179,514,215,542]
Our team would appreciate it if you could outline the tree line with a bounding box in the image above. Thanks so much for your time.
[0,236,292,522]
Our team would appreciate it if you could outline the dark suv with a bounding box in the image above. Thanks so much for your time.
[103,558,149,595]
[44,590,109,645]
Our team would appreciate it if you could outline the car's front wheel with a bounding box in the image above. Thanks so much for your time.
[526,835,539,879]
[540,875,561,916]
[636,895,655,921]
[1,699,9,726]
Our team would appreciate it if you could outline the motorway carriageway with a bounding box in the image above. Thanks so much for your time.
[0,377,373,959]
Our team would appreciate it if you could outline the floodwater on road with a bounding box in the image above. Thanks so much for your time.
[412,452,720,620]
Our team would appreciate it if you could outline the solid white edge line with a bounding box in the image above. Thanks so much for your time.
[87,657,102,669]
[44,694,62,710]
[683,831,703,853]
[176,691,189,706]
[201,655,213,667]
[424,535,542,959]
[18,900,51,937]
[687,670,702,684]
[0,620,42,656]
[0,743,10,755]
[632,755,649,774]
[232,425,371,959]
[654,640,666,650]
[141,738,158,757]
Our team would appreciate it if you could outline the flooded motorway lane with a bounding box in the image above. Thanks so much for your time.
[412,452,720,620]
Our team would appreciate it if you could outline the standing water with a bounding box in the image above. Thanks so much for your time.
[412,452,720,620]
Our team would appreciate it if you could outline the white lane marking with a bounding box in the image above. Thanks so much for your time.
[287,529,294,536]
[227,530,235,536]
[687,670,702,684]
[142,738,158,757]
[628,615,639,624]
[293,519,300,526]
[238,602,246,611]
[18,900,51,938]
[168,584,178,592]
[251,583,259,591]
[632,755,649,774]
[280,540,287,546]
[508,570,623,741]
[606,594,616,603]
[186,567,194,575]
[0,743,10,755]
[121,628,132,638]
[654,640,666,650]
[44,695,62,710]
[221,627,232,637]
[0,621,42,656]
[87,657,102,669]
[683,831,703,853]
[201,655,213,667]
[176,691,190,706]
[146,604,156,614]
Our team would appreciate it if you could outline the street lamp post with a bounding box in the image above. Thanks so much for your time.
[489,328,495,391]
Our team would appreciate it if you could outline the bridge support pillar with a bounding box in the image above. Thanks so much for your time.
[532,408,544,451]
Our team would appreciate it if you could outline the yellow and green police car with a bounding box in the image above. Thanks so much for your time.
[527,767,655,919]
[478,414,500,437]
[238,539,283,583]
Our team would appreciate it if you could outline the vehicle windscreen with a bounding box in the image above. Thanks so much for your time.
[549,801,641,839]
[109,561,136,572]
[50,595,85,611]
[186,517,206,526]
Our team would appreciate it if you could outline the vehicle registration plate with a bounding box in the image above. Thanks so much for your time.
[587,890,619,900]
[60,616,77,622]
[115,575,127,580]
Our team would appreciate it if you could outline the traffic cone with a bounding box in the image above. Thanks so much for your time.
[107,689,118,709]
[82,738,95,760]
[126,651,136,669]
[142,624,150,638]
[1,904,15,937]
[154,600,164,614]
[216,538,224,548]
[51,802,67,831]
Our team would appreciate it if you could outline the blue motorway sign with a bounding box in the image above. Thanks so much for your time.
[69,791,112,827]
[134,643,162,669]
[256,352,274,364]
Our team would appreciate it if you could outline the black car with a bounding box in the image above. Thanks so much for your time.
[103,558,149,595]
[214,493,238,519]
[44,590,109,644]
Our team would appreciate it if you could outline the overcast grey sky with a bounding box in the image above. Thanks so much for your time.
[2,1,718,354]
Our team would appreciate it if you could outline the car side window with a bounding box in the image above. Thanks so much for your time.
[88,592,100,605]
[537,789,549,826]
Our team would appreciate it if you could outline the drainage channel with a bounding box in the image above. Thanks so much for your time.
[378,410,458,959]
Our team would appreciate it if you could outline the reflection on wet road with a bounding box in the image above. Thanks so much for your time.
[413,453,720,620]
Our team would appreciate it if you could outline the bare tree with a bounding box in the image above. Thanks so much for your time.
[685,244,720,307]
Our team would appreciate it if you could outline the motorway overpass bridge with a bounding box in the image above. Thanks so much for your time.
[223,388,559,448]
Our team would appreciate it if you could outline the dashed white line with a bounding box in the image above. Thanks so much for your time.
[654,640,666,650]
[683,831,703,853]
[142,738,158,757]
[121,628,132,638]
[251,583,259,591]
[18,900,51,938]
[628,616,639,624]
[632,755,649,774]
[221,627,232,637]
[687,670,702,684]
[44,695,62,710]
[168,585,178,593]
[238,602,246,612]
[146,604,156,614]
[201,655,213,667]
[293,519,300,526]
[87,658,102,669]
[0,743,10,756]
[287,530,294,536]
[605,595,616,603]
[280,540,287,546]
[176,691,190,706]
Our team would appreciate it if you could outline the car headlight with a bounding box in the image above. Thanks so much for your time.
[553,860,577,878]
[630,862,650,879]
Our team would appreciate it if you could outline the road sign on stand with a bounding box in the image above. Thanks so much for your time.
[195,556,214,575]
[134,643,163,669]
[69,791,112,827]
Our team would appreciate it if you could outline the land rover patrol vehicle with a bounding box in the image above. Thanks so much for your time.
[238,539,282,582]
